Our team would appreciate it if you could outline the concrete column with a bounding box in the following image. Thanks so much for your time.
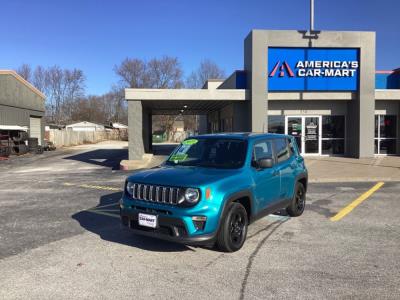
[245,32,268,133]
[233,102,250,132]
[128,101,145,160]
[142,109,152,153]
[197,115,207,134]
[397,105,400,155]
[357,33,376,158]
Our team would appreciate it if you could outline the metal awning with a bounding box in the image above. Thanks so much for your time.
[0,125,29,131]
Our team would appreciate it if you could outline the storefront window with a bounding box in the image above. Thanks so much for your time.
[268,116,285,134]
[322,116,345,139]
[322,140,345,155]
[222,118,233,132]
[375,115,397,155]
[321,115,345,155]
[380,115,397,138]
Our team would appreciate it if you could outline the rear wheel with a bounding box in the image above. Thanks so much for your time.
[286,182,306,217]
[216,202,248,252]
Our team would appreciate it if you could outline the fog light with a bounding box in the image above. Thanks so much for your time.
[192,216,207,231]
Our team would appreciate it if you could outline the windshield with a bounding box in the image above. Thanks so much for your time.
[165,138,247,169]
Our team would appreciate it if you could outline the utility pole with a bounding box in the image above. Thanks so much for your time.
[310,0,315,32]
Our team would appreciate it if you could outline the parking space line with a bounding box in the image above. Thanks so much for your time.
[63,182,122,191]
[330,182,384,222]
[95,203,120,209]
[86,210,120,218]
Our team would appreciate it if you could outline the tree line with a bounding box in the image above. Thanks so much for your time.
[17,57,225,130]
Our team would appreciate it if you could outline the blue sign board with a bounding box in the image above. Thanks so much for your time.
[268,47,359,91]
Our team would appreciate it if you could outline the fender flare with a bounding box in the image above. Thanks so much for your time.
[215,190,254,229]
[295,173,308,192]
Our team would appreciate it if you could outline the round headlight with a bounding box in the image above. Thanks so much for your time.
[126,182,135,195]
[184,188,200,204]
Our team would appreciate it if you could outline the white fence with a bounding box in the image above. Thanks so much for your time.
[47,129,128,147]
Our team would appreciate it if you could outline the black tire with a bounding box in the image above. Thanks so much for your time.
[35,146,44,154]
[216,202,248,252]
[286,182,306,217]
[28,138,39,148]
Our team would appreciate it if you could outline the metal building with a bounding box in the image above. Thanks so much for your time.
[0,70,46,145]
[125,30,400,160]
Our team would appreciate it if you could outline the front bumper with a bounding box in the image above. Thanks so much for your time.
[120,208,217,246]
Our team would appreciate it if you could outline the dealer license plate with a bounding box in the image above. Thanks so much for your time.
[138,213,157,228]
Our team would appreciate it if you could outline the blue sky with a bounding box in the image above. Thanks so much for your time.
[1,0,399,95]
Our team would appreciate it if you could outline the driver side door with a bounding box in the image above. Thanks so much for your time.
[251,139,281,214]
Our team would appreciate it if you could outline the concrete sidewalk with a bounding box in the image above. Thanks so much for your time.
[306,156,400,182]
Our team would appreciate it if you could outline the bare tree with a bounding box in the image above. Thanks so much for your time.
[18,65,86,124]
[68,87,127,126]
[16,64,32,82]
[114,58,148,88]
[114,56,183,89]
[16,64,128,125]
[115,56,184,139]
[147,56,183,88]
[43,66,86,123]
[108,86,127,123]
[32,66,48,94]
[186,59,225,88]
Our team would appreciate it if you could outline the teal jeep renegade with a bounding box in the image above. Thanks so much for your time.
[120,133,307,252]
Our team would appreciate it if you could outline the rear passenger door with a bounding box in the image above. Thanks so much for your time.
[251,139,281,213]
[273,138,297,200]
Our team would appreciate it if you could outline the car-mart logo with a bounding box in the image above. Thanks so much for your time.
[269,60,359,78]
[269,61,294,77]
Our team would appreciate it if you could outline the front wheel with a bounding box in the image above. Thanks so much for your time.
[216,202,248,252]
[286,182,306,217]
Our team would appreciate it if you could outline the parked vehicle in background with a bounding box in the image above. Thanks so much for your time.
[152,131,167,143]
[43,140,56,151]
[120,133,308,252]
[0,134,11,158]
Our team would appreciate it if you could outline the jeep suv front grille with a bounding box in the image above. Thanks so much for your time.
[131,184,182,205]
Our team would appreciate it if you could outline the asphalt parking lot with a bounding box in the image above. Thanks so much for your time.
[0,142,399,299]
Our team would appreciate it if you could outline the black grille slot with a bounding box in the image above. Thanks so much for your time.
[131,184,181,206]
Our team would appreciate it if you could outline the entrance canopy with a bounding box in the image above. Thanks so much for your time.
[125,88,248,160]
[125,88,248,115]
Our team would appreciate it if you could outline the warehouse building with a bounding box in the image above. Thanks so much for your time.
[125,30,400,160]
[0,70,45,146]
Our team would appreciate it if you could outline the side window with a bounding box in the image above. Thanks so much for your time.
[253,140,274,161]
[274,138,291,163]
[288,138,296,156]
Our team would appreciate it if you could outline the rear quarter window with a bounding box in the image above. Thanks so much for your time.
[274,138,291,163]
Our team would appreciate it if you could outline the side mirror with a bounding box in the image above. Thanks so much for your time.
[258,158,274,169]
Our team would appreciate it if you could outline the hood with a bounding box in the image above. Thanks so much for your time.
[127,165,239,187]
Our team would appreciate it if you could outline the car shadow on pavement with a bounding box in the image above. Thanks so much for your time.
[72,191,193,252]
[64,149,128,170]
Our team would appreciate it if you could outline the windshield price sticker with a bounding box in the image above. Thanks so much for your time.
[169,139,198,163]
[182,139,198,145]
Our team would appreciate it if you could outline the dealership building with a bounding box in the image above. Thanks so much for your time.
[126,30,400,160]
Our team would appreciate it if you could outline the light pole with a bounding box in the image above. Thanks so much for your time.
[310,0,315,32]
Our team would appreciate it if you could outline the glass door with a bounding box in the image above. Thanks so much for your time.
[285,116,322,155]
[286,117,303,153]
[304,117,320,154]
[375,115,397,155]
